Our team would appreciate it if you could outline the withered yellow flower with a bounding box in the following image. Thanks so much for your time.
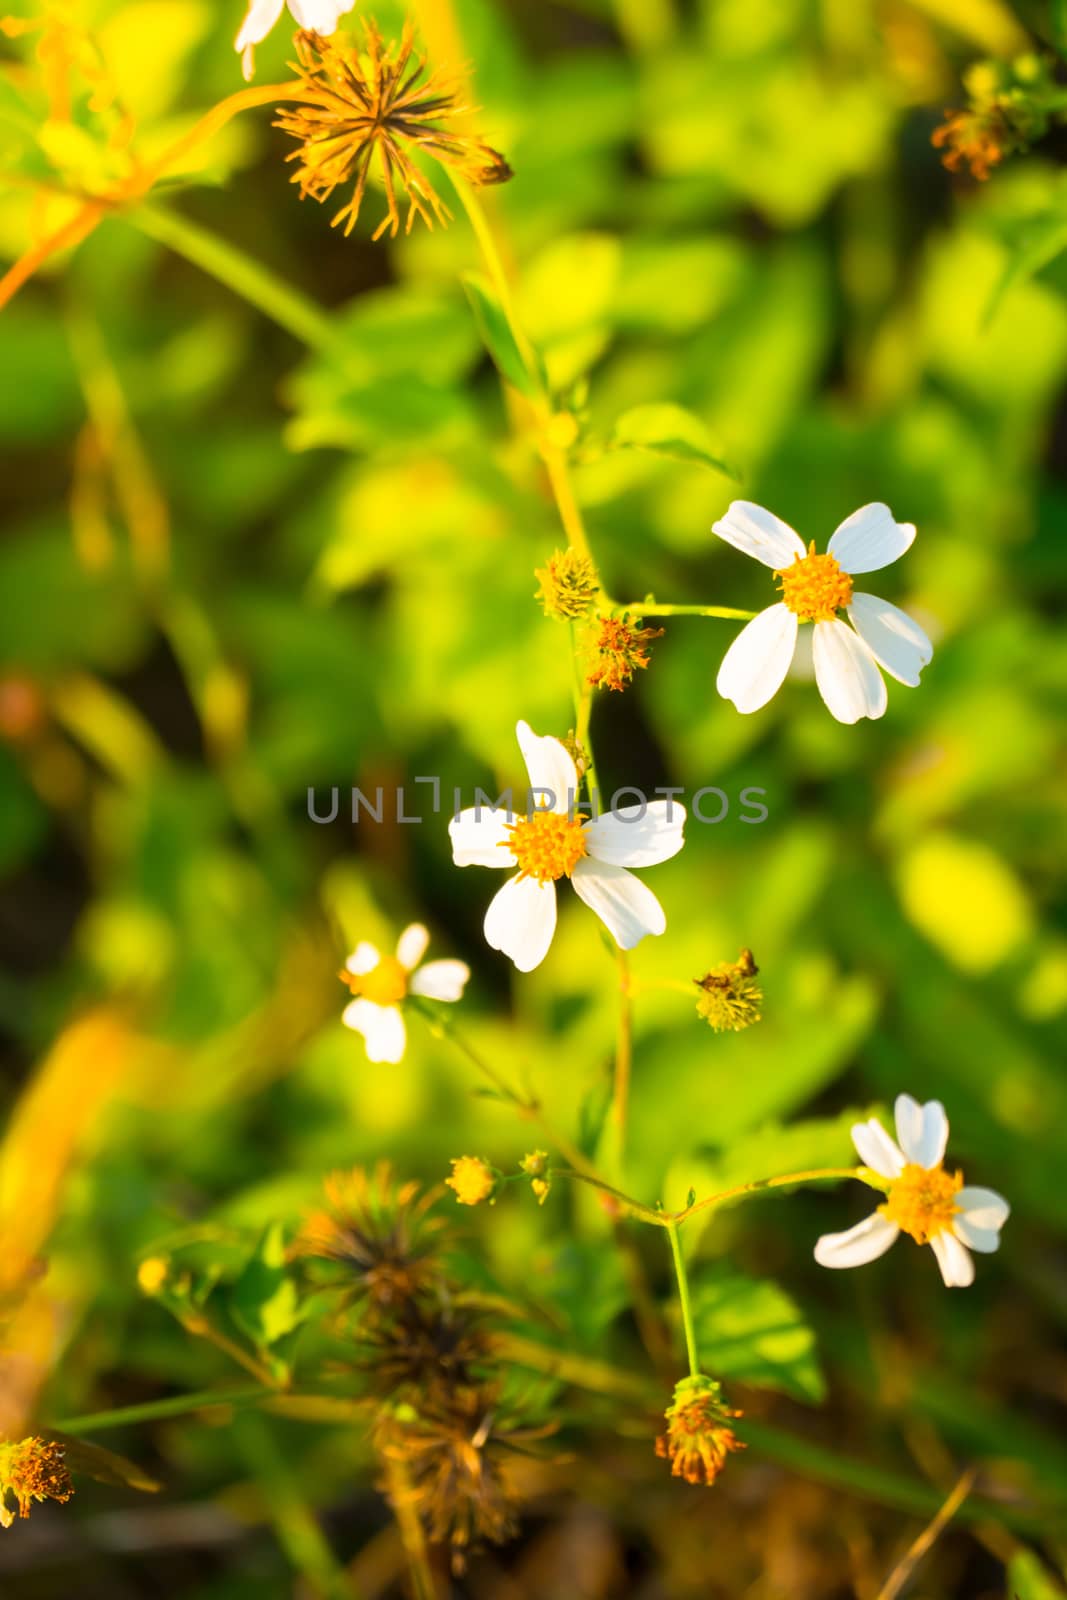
[0,1438,74,1529]
[655,1376,744,1488]
[275,21,512,240]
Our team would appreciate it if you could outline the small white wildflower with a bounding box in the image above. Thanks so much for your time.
[815,1094,1009,1288]
[339,923,469,1064]
[712,501,933,724]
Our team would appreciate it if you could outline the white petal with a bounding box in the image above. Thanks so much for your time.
[827,503,916,575]
[712,501,807,569]
[484,874,557,973]
[583,800,686,868]
[342,1000,407,1064]
[812,618,888,724]
[850,1118,906,1179]
[345,942,380,976]
[952,1217,1001,1254]
[894,1095,949,1170]
[716,604,798,714]
[396,923,430,971]
[515,721,578,814]
[848,594,933,687]
[570,859,666,949]
[449,807,515,868]
[930,1230,975,1288]
[955,1187,1010,1232]
[235,0,285,51]
[409,960,470,1002]
[814,1213,899,1269]
[289,0,356,29]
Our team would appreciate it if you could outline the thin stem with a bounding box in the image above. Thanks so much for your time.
[180,1312,282,1389]
[666,1220,700,1377]
[673,1166,870,1226]
[547,1164,869,1229]
[415,1000,600,1178]
[0,82,302,312]
[450,175,542,397]
[127,204,334,352]
[610,601,758,621]
[382,1455,439,1600]
[613,950,634,1153]
[53,1387,265,1434]
[874,1467,977,1600]
[410,997,529,1108]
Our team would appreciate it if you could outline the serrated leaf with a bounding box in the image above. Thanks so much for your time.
[229,1222,301,1350]
[461,271,539,398]
[688,1265,825,1403]
[609,402,740,479]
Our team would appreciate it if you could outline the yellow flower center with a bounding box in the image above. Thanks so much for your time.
[504,811,587,883]
[776,540,854,622]
[880,1163,962,1245]
[341,955,408,1006]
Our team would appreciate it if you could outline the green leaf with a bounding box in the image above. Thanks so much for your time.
[461,271,539,398]
[608,402,740,480]
[688,1264,826,1403]
[229,1223,301,1350]
[541,1241,629,1349]
[1008,1550,1067,1599]
[985,204,1067,327]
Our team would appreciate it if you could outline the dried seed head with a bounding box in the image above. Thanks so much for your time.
[534,548,600,621]
[694,949,763,1033]
[275,21,511,240]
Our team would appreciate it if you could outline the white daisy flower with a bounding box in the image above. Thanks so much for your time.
[235,0,356,80]
[449,720,685,973]
[339,923,469,1064]
[815,1094,1009,1288]
[712,501,933,724]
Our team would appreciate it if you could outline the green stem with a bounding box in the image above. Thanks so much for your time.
[53,1387,265,1434]
[125,203,334,353]
[610,601,758,621]
[673,1166,872,1225]
[415,1001,601,1177]
[666,1220,700,1377]
[450,175,542,397]
[410,997,529,1108]
[547,1164,870,1229]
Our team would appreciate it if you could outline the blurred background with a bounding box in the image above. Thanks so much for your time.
[1,0,1066,1594]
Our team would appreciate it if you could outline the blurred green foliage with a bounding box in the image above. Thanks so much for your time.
[1,0,1066,1595]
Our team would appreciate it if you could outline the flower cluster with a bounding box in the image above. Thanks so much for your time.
[296,1166,545,1571]
[932,56,1061,182]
